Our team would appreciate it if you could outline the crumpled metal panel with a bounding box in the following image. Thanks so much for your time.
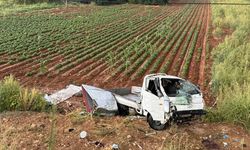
[44,84,81,104]
[82,84,118,115]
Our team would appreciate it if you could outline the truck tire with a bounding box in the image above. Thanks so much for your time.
[147,114,167,130]
[117,103,129,116]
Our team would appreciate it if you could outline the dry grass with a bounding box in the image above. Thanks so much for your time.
[164,133,195,150]
[67,110,92,125]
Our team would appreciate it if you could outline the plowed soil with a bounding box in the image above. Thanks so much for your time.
[0,3,213,104]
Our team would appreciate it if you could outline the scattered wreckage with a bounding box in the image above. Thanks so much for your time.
[45,73,206,130]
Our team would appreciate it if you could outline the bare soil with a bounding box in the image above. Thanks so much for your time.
[1,104,249,150]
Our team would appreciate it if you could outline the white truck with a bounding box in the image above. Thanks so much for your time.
[82,73,205,130]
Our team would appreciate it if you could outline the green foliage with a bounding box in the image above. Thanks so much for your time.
[211,0,250,91]
[96,0,168,5]
[128,0,136,3]
[0,75,21,112]
[213,27,223,37]
[107,51,116,66]
[95,0,125,5]
[212,41,250,92]
[39,60,48,75]
[127,0,167,4]
[19,88,47,111]
[0,75,47,112]
[0,2,60,16]
[207,0,250,130]
[205,83,250,130]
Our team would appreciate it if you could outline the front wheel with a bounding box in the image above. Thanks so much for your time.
[147,114,169,130]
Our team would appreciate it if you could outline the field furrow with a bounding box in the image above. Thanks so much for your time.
[0,3,212,94]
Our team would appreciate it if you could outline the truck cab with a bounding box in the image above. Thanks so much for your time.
[139,73,205,130]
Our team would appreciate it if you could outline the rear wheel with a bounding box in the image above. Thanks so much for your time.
[147,114,168,130]
[117,103,129,116]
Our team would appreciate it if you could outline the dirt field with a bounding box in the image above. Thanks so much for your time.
[0,2,213,104]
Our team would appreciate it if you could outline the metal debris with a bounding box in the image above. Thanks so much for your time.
[145,131,157,136]
[44,85,81,104]
[223,142,228,147]
[112,144,119,150]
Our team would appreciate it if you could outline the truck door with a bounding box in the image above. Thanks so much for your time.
[141,78,165,121]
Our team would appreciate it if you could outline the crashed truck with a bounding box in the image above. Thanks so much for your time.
[81,73,206,130]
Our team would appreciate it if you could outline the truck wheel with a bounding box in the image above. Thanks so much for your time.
[117,103,129,116]
[147,114,167,130]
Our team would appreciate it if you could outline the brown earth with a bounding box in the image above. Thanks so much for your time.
[0,102,249,150]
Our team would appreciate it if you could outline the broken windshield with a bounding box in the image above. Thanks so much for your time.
[178,80,200,95]
[161,78,200,97]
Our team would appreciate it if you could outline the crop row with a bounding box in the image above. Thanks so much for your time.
[52,7,180,74]
[179,23,202,78]
[101,5,193,82]
[130,5,200,80]
[0,6,165,76]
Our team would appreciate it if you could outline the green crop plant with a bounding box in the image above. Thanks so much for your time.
[39,60,48,75]
[107,51,116,68]
[196,47,202,62]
